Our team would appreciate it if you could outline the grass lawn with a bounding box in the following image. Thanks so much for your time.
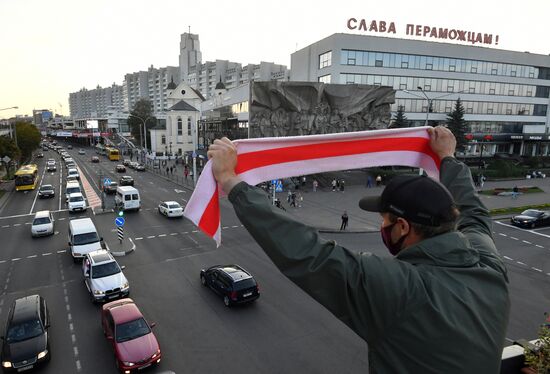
[480,186,544,196]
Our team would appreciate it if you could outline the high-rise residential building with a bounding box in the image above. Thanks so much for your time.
[123,65,180,113]
[290,33,550,156]
[69,84,123,118]
[178,33,289,99]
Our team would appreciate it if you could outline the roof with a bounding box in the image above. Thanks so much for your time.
[166,76,177,90]
[117,186,138,192]
[89,250,113,265]
[34,210,51,218]
[220,265,252,281]
[109,301,143,324]
[168,100,198,112]
[215,79,226,90]
[69,218,97,234]
[12,295,41,323]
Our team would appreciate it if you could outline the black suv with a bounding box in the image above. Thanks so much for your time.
[119,176,134,186]
[38,185,55,199]
[200,265,260,307]
[1,295,51,372]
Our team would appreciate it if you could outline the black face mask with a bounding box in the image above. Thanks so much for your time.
[380,222,408,256]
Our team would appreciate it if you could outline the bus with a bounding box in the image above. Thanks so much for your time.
[95,144,106,155]
[14,164,39,191]
[105,147,120,161]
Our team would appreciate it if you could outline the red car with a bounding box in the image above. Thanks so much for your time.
[101,298,161,373]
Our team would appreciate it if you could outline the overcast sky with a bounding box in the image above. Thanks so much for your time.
[1,0,549,117]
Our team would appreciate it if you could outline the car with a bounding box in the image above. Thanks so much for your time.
[36,153,44,158]
[38,184,55,199]
[91,156,100,163]
[67,168,80,180]
[67,145,73,149]
[129,162,139,169]
[31,210,54,237]
[122,159,131,167]
[158,201,183,218]
[42,146,48,152]
[46,161,56,172]
[65,162,76,170]
[510,209,550,229]
[1,295,51,372]
[135,164,145,171]
[83,250,129,303]
[101,299,161,372]
[116,165,126,173]
[200,265,260,307]
[119,176,134,186]
[78,149,85,155]
[68,192,86,212]
[63,157,74,164]
[103,181,118,195]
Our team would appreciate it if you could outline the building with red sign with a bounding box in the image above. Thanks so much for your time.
[290,33,550,157]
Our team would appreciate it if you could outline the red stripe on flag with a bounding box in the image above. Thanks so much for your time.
[198,184,220,237]
[235,137,439,174]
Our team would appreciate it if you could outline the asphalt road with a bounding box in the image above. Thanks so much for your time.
[0,141,548,373]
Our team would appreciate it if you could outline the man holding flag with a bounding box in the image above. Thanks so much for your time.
[205,126,510,373]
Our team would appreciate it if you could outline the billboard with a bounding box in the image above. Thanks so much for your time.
[86,120,99,129]
[249,81,395,138]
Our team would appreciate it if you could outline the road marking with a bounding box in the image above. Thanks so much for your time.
[222,226,229,229]
[170,233,178,236]
[147,235,155,239]
[510,237,518,240]
[503,256,513,260]
[0,261,5,264]
[42,252,52,256]
[188,235,198,245]
[71,334,76,343]
[66,304,70,311]
[522,240,532,244]
[27,255,37,259]
[73,346,78,356]
[11,258,20,261]
[29,166,47,214]
[536,245,544,248]
[1,225,9,228]
[13,223,20,227]
[495,221,550,239]
[517,261,526,266]
[498,233,507,237]
[59,218,66,221]
[25,222,31,225]
[57,250,66,253]
[158,234,167,237]
[532,267,542,272]
[68,313,72,321]
[192,230,198,233]
[135,237,143,240]
[232,225,239,228]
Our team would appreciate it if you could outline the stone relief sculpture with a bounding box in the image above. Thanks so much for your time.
[249,81,395,138]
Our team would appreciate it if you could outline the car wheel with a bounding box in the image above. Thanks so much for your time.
[158,207,161,214]
[530,222,535,229]
[200,275,206,286]
[223,295,231,307]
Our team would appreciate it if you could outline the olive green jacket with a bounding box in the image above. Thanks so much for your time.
[228,157,510,374]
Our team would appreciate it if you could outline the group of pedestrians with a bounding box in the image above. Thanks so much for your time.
[286,191,303,208]
[331,179,346,192]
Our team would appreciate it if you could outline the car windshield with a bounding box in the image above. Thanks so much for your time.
[40,185,53,191]
[115,318,151,343]
[73,232,100,245]
[67,188,80,194]
[33,217,51,225]
[234,278,256,291]
[70,196,84,202]
[6,319,44,343]
[168,204,180,209]
[92,261,120,279]
[521,210,541,218]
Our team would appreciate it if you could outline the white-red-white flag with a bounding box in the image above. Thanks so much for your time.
[183,127,440,246]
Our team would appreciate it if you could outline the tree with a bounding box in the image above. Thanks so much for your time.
[128,99,156,149]
[446,98,468,151]
[390,106,409,128]
[0,136,21,178]
[15,121,41,161]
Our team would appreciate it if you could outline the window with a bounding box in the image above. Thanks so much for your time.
[161,135,166,145]
[177,118,183,135]
[187,117,192,136]
[489,88,496,95]
[491,68,498,75]
[466,108,473,114]
[426,63,433,70]
[511,70,517,77]
[508,89,515,96]
[449,65,456,72]
[319,51,332,69]
[424,85,431,91]
[506,108,512,115]
[469,87,475,94]
[401,62,408,68]
[399,83,407,90]
[529,72,535,78]
[318,74,331,84]
[447,86,454,93]
[487,108,493,114]
[375,60,383,67]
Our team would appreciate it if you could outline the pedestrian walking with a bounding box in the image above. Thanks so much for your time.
[170,166,173,175]
[166,166,169,175]
[297,192,303,208]
[331,179,337,191]
[512,185,519,199]
[313,179,318,192]
[290,192,297,207]
[301,176,306,187]
[340,179,345,192]
[287,191,292,203]
[340,211,349,230]
[184,167,189,181]
[367,175,373,188]
[375,175,382,187]
[479,174,486,188]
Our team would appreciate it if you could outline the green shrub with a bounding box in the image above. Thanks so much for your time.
[484,160,526,178]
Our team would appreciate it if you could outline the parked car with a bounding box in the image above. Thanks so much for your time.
[83,250,129,303]
[101,298,161,372]
[115,165,126,173]
[200,265,260,307]
[119,176,134,186]
[38,184,55,199]
[104,181,118,195]
[122,159,131,167]
[31,210,54,237]
[68,192,86,213]
[511,209,550,229]
[135,164,145,171]
[78,149,85,155]
[91,156,100,163]
[0,295,51,372]
[158,201,184,218]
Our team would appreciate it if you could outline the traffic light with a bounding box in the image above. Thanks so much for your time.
[118,210,124,217]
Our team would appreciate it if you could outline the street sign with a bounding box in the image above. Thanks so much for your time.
[1,156,10,163]
[271,179,277,185]
[103,178,112,186]
[117,226,124,242]
[192,151,197,158]
[115,217,125,227]
[275,180,283,192]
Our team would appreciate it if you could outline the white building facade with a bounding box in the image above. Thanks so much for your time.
[69,83,123,118]
[291,33,550,156]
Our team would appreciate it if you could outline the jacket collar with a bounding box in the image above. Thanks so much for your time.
[396,231,480,267]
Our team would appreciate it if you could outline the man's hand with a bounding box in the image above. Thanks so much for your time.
[207,137,242,193]
[427,126,456,160]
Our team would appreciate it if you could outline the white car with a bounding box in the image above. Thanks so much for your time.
[68,192,86,212]
[31,210,54,237]
[82,250,130,303]
[78,149,86,155]
[67,168,80,180]
[46,160,56,171]
[158,201,184,218]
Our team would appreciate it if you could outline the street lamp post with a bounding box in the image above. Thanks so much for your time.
[127,114,153,160]
[402,88,465,126]
[478,134,493,170]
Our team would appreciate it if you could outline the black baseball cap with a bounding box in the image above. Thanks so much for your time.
[359,175,456,226]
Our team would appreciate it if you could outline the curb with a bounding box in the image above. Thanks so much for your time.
[93,207,114,215]
[318,228,378,234]
[111,237,136,257]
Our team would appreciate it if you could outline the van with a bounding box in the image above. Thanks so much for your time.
[68,218,104,262]
[115,186,140,211]
[65,181,81,201]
